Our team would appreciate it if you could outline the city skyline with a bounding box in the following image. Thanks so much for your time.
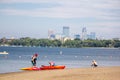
[0,0,120,39]
[48,26,96,40]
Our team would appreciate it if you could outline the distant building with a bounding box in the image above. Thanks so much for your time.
[112,38,120,40]
[63,26,70,37]
[48,29,55,40]
[50,34,55,39]
[87,32,96,39]
[74,34,80,39]
[63,37,71,42]
[90,32,96,39]
[82,27,87,40]
[87,34,91,39]
[55,33,62,40]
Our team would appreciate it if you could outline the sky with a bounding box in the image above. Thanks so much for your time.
[0,0,120,39]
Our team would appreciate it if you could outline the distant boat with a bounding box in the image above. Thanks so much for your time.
[0,51,9,54]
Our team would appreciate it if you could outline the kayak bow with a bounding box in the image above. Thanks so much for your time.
[20,67,40,70]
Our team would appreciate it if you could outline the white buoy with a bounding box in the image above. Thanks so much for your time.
[60,51,63,55]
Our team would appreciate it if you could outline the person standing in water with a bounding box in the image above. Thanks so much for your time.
[91,60,98,67]
[31,53,38,67]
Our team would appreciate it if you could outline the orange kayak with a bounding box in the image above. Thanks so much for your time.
[40,65,65,70]
[21,65,65,70]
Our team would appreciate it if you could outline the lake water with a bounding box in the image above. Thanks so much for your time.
[0,46,120,73]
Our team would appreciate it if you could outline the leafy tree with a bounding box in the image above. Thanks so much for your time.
[0,37,120,48]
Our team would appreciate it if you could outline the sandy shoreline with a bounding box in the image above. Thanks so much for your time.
[0,66,120,80]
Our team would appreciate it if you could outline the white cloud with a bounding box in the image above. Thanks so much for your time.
[0,0,50,3]
[0,0,120,19]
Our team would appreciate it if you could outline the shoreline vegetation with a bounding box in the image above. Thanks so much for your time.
[0,66,120,80]
[0,37,120,48]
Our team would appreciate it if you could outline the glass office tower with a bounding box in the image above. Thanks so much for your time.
[82,27,87,40]
[63,26,69,37]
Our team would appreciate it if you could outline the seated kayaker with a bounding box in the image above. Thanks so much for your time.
[49,61,55,66]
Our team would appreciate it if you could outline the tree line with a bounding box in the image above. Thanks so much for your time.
[0,37,120,48]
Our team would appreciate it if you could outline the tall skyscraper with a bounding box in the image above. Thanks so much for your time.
[63,26,69,37]
[87,32,96,40]
[82,27,87,40]
[90,32,96,39]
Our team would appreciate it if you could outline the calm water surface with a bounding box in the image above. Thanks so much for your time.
[0,47,120,73]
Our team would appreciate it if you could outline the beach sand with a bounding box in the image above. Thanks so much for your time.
[0,66,120,80]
